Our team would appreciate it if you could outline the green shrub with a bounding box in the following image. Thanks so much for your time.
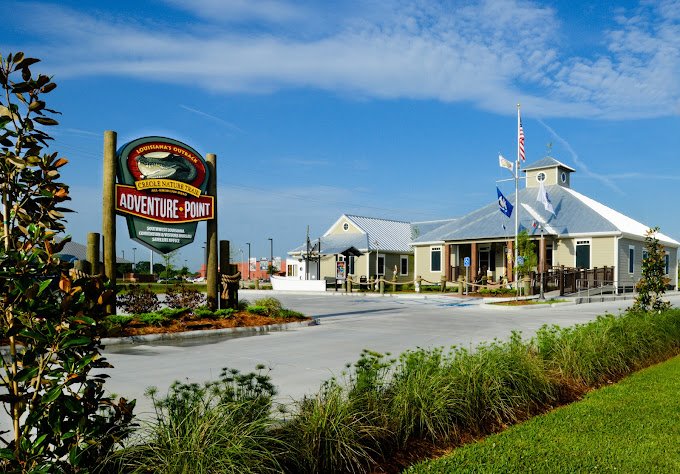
[387,348,455,444]
[279,379,389,474]
[535,310,680,387]
[107,366,285,473]
[118,284,160,314]
[246,305,267,316]
[106,314,135,327]
[253,297,283,316]
[164,284,205,310]
[137,312,170,327]
[279,309,304,319]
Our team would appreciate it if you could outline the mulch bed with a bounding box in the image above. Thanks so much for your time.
[112,312,310,337]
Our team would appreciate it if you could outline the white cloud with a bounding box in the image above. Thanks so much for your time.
[161,0,309,24]
[8,0,680,119]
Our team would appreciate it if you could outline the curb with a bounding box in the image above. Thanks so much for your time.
[101,319,319,346]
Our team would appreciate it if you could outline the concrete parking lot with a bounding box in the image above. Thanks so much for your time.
[102,291,680,419]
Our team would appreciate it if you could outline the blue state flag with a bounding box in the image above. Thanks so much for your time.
[497,187,513,218]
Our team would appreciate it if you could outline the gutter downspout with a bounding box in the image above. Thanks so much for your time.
[614,234,621,294]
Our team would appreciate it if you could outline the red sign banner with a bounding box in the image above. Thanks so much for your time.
[116,184,214,224]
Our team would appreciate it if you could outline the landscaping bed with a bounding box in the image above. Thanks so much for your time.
[107,285,309,337]
[106,310,309,337]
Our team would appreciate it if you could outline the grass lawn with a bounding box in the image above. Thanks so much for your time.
[407,355,680,473]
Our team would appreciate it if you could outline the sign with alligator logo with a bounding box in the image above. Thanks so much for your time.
[115,136,214,254]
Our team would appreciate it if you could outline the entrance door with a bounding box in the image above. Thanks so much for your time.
[575,240,590,269]
[478,246,490,276]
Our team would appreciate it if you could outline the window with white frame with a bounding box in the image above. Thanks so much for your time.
[431,247,442,272]
[377,255,385,275]
[642,250,649,261]
[628,246,635,274]
[575,240,590,269]
[400,255,409,275]
[348,255,355,275]
[342,222,349,231]
[665,253,670,275]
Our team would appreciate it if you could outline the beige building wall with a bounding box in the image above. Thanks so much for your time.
[414,244,443,283]
[320,255,336,278]
[552,238,574,267]
[592,236,616,268]
[552,236,616,269]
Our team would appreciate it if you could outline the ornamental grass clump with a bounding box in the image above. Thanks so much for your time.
[535,310,680,389]
[106,366,286,474]
[386,347,456,444]
[279,378,390,474]
[438,333,554,435]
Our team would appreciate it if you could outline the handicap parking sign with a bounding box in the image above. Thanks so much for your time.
[463,257,471,267]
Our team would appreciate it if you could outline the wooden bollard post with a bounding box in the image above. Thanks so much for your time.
[458,276,464,296]
[206,153,219,311]
[369,276,375,292]
[74,259,91,274]
[379,278,384,295]
[440,275,446,293]
[102,131,117,315]
[392,276,397,293]
[416,275,422,293]
[87,232,100,275]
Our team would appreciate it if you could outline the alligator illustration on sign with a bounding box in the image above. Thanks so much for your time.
[136,152,198,182]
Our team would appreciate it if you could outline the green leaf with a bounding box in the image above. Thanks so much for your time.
[34,117,59,126]
[62,336,92,349]
[14,366,39,383]
[42,386,62,404]
[0,448,14,460]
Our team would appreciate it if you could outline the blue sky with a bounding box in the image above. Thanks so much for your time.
[2,0,679,270]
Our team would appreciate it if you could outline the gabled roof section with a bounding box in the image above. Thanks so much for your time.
[522,157,575,172]
[412,185,680,247]
[344,215,413,252]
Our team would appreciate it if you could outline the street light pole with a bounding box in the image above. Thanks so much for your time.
[246,242,251,280]
[268,237,273,277]
[132,247,136,272]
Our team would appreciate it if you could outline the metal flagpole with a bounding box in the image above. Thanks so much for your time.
[515,104,520,297]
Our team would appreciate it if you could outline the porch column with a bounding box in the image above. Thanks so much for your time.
[470,242,478,280]
[506,240,513,282]
[444,243,451,281]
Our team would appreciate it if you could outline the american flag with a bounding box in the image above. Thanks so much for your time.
[518,119,526,162]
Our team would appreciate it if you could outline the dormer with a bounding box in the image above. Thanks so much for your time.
[522,157,575,188]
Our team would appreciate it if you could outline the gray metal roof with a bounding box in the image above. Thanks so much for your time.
[344,215,413,252]
[522,157,575,172]
[411,219,457,240]
[58,240,131,263]
[412,185,680,246]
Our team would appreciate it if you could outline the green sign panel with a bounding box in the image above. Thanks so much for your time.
[115,136,214,254]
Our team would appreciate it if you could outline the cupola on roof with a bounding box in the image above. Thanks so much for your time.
[523,156,574,188]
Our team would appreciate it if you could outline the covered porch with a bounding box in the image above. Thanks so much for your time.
[443,237,554,283]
